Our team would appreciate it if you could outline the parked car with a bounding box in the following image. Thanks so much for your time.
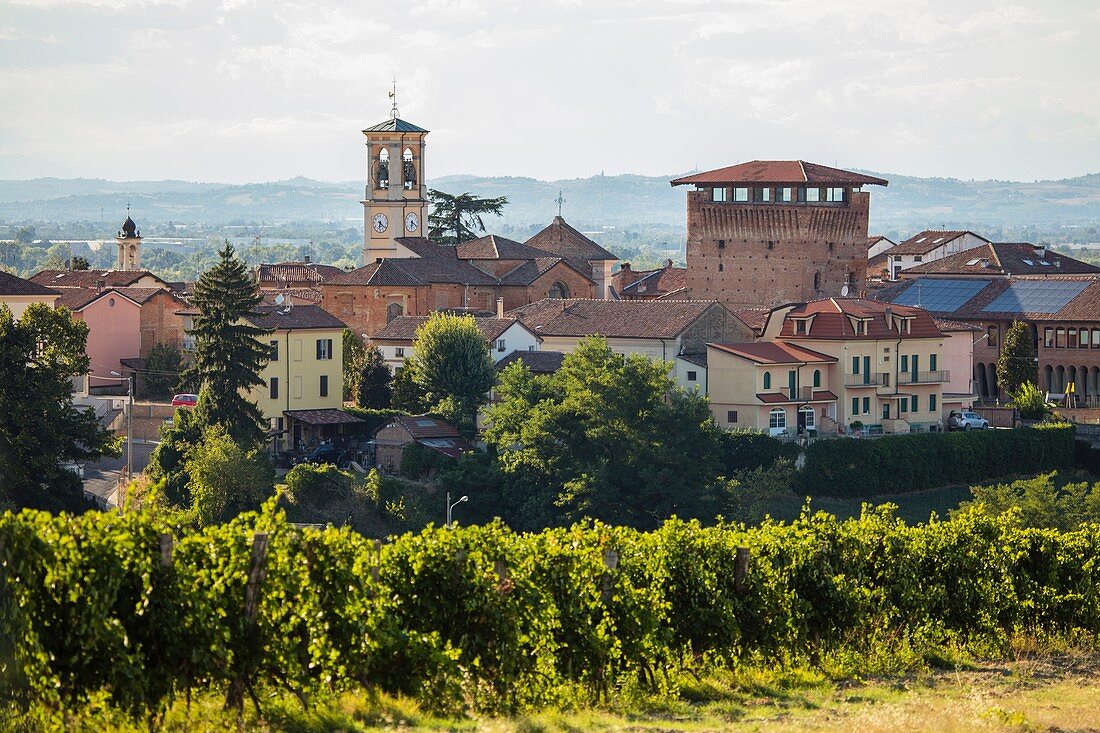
[291,446,351,468]
[947,410,989,430]
[171,393,199,407]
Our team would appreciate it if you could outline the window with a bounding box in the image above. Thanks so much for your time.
[316,338,333,360]
[788,370,796,395]
[687,371,697,382]
[826,187,846,202]
[929,354,937,371]
[763,371,772,389]
[795,319,807,334]
[752,186,771,202]
[718,263,724,271]
[900,398,908,414]
[718,239,726,249]
[727,410,738,423]
[882,403,890,420]
[862,397,870,413]
[813,272,821,291]
[851,397,859,416]
[929,394,937,413]
[913,255,923,262]
[1081,328,1091,349]
[386,302,404,323]
[778,187,794,202]
[911,395,918,413]
[497,339,506,352]
[395,347,405,358]
[813,369,821,388]
[269,340,279,361]
[1044,328,1054,348]
[852,356,860,374]
[988,325,999,348]
[769,408,786,430]
[269,377,279,399]
[733,187,749,202]
[1056,327,1065,348]
[1069,328,1079,349]
[805,187,821,202]
[319,375,328,397]
[1093,329,1100,349]
[900,355,909,372]
[712,187,728,202]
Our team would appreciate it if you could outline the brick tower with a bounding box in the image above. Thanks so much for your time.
[672,161,887,309]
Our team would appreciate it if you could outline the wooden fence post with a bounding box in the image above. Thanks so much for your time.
[243,532,270,624]
[601,548,619,603]
[734,546,750,594]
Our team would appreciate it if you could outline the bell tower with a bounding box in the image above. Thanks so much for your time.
[361,83,429,265]
[116,211,142,270]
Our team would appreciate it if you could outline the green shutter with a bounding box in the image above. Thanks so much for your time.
[852,397,859,416]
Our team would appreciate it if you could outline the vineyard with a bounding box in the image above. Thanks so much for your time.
[2,502,1100,726]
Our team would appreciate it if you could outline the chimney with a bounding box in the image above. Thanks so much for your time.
[665,258,673,269]
[620,262,631,274]
[496,297,504,319]
[96,279,106,292]
[1033,245,1046,258]
[1055,259,1062,268]
[304,254,311,264]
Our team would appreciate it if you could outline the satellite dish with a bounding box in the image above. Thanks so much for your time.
[840,285,850,297]
[274,294,285,305]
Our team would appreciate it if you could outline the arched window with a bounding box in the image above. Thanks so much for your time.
[799,405,815,430]
[402,147,417,190]
[813,271,821,291]
[377,148,390,189]
[813,369,821,388]
[386,301,403,323]
[769,408,786,430]
[763,371,771,390]
[548,281,569,299]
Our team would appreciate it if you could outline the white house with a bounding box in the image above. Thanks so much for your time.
[371,315,540,373]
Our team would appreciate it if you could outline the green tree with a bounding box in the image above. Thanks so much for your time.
[182,243,272,446]
[391,363,429,414]
[185,424,274,526]
[356,345,393,409]
[427,189,508,244]
[342,329,366,401]
[409,312,496,433]
[70,255,90,270]
[484,336,725,529]
[140,341,183,400]
[996,320,1038,395]
[0,303,120,510]
[146,404,202,506]
[1009,381,1055,421]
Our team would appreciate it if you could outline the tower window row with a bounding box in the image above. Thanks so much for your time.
[711,186,848,204]
[375,147,419,191]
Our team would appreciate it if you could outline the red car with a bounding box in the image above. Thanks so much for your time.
[171,393,199,407]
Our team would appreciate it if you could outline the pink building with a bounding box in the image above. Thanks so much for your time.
[57,289,143,380]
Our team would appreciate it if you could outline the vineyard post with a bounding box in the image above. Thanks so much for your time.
[734,546,750,594]
[227,532,270,717]
[601,548,619,603]
[159,533,173,568]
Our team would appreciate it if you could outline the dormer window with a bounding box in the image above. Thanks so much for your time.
[795,319,808,335]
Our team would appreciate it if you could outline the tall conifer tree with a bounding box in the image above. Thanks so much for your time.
[183,243,272,446]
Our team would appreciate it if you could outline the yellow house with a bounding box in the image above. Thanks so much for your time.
[181,303,351,451]
[0,271,59,317]
[709,298,951,435]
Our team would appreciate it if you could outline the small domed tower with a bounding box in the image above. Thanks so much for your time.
[116,212,142,270]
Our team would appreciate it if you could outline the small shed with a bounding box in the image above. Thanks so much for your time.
[284,408,366,452]
[373,415,473,474]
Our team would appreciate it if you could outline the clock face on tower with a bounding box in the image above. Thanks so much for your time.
[405,212,419,232]
[372,213,388,233]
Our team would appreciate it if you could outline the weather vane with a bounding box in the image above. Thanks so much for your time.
[555,190,565,217]
[389,78,399,119]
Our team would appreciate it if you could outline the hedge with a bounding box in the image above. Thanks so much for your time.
[793,424,1075,497]
[3,502,1100,719]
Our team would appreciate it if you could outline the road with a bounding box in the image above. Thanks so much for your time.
[82,439,157,509]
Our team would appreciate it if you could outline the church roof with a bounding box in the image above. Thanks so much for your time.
[121,216,138,237]
[524,216,617,272]
[362,117,429,134]
[456,235,557,261]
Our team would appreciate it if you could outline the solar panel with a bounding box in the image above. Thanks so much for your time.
[891,278,991,313]
[982,280,1089,314]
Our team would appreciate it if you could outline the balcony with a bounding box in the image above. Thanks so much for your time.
[898,370,949,384]
[844,373,887,387]
[780,386,815,401]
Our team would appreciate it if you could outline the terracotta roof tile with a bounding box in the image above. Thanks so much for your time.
[902,243,1099,277]
[709,342,837,364]
[496,350,566,374]
[779,298,943,340]
[455,235,557,260]
[384,415,462,439]
[508,297,731,339]
[30,269,167,289]
[620,264,687,298]
[257,262,346,284]
[283,409,365,425]
[888,230,990,257]
[0,270,58,296]
[671,160,888,187]
[243,304,346,330]
[524,216,617,266]
[261,288,322,305]
[372,315,521,343]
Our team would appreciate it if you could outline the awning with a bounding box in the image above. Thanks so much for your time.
[283,409,366,426]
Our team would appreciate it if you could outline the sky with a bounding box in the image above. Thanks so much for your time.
[1,0,1098,184]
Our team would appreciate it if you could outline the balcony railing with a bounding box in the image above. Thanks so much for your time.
[898,370,949,384]
[843,373,887,387]
[779,386,815,401]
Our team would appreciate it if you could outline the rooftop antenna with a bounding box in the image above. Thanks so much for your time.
[389,78,399,119]
[555,190,565,217]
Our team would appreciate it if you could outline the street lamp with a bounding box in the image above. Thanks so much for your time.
[446,492,468,528]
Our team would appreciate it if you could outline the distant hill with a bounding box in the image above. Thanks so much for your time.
[1,171,1099,239]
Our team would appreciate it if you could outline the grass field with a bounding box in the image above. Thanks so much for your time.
[24,646,1100,732]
